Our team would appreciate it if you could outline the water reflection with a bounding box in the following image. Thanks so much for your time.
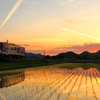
[0,67,100,100]
[0,72,25,88]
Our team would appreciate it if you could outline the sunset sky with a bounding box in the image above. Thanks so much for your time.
[0,0,100,55]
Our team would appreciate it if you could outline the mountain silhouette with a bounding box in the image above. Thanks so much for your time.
[96,50,100,54]
[25,52,44,59]
[80,51,91,55]
[57,51,78,59]
[25,50,100,59]
[56,50,100,59]
[80,51,92,58]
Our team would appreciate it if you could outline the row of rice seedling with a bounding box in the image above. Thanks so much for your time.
[0,66,100,100]
[37,68,81,100]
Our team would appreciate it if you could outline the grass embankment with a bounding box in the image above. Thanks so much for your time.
[58,63,100,70]
[0,58,100,71]
[0,58,66,70]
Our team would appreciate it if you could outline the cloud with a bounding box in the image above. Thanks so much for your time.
[68,0,74,2]
[24,42,100,55]
[23,38,64,43]
[72,1,83,7]
[27,11,35,15]
[56,0,67,5]
[56,0,74,5]
[25,45,44,50]
[0,0,23,29]
[26,50,54,55]
[81,16,100,20]
[58,2,66,5]
[77,1,83,4]
[73,5,76,7]
[56,0,83,6]
[26,43,100,55]
[55,43,100,53]
[60,28,100,40]
[65,19,82,26]
[19,44,30,46]
[93,30,100,38]
[24,0,39,5]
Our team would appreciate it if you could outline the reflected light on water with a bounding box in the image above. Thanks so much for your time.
[0,67,100,100]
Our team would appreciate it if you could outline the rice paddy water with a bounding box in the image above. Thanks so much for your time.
[0,66,100,100]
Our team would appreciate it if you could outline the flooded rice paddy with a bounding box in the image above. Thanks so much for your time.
[0,67,100,100]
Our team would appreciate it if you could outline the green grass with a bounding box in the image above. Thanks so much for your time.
[58,63,100,70]
[0,58,100,71]
[0,58,66,70]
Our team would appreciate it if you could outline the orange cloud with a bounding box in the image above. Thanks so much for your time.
[65,19,82,26]
[55,43,100,54]
[25,43,100,55]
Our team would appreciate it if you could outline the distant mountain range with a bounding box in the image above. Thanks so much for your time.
[25,52,44,59]
[25,50,100,59]
[56,50,100,59]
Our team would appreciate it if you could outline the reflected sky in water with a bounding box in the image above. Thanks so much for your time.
[0,67,100,100]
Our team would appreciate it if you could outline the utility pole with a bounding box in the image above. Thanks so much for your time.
[7,39,8,43]
[44,50,45,56]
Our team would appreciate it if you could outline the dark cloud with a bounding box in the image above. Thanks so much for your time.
[55,43,100,53]
[18,44,30,46]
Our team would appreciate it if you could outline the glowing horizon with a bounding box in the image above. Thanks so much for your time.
[1,0,100,55]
